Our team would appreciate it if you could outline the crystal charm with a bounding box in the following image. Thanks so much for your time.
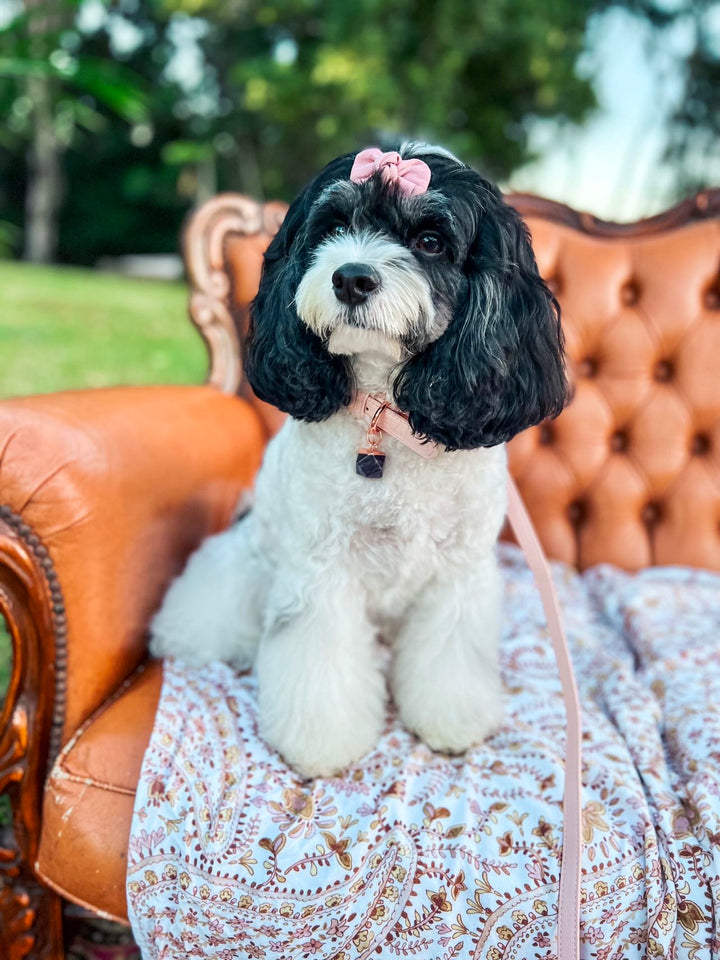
[356,403,388,479]
[356,448,386,479]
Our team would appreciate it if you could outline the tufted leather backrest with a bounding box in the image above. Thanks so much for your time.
[508,194,720,571]
[184,190,720,572]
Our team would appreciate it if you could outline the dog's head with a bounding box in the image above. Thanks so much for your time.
[246,142,569,449]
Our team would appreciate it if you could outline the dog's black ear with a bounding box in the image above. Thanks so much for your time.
[245,164,353,422]
[394,181,569,450]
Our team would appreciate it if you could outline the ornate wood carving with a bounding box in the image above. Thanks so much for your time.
[184,188,720,397]
[0,507,66,959]
[184,194,287,396]
[507,187,720,237]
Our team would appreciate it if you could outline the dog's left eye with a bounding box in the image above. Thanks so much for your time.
[415,233,444,256]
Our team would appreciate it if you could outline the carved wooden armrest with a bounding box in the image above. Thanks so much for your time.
[1,506,64,958]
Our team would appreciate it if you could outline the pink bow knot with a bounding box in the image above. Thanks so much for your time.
[350,148,431,197]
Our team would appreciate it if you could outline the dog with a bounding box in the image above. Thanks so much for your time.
[150,142,568,778]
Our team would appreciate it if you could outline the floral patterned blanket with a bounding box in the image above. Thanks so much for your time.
[127,546,720,959]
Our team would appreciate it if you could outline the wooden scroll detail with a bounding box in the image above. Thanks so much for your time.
[0,508,65,959]
[184,194,286,396]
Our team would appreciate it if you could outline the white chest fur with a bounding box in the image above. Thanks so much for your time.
[251,411,507,624]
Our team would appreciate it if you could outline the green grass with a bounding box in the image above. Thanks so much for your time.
[0,262,207,398]
[0,263,208,712]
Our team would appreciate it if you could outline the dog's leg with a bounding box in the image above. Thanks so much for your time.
[255,565,386,778]
[149,517,265,671]
[391,550,504,753]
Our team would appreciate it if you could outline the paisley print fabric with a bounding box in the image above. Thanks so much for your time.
[127,546,720,958]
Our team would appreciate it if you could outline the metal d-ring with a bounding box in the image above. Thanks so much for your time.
[367,400,389,447]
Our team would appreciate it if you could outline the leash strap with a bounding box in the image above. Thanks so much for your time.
[506,477,582,960]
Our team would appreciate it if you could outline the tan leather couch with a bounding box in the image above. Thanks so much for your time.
[1,188,718,958]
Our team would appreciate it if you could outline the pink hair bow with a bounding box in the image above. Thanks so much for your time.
[350,148,431,197]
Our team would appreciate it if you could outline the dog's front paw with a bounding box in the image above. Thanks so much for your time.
[260,707,385,779]
[393,665,504,755]
[257,647,387,778]
[253,564,389,778]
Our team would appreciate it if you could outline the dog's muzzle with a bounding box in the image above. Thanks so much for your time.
[331,262,380,307]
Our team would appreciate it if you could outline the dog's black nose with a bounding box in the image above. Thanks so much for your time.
[332,263,380,306]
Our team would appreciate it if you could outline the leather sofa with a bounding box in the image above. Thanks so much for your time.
[1,187,718,958]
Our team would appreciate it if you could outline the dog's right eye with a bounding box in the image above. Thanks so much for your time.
[329,223,348,237]
[415,232,444,256]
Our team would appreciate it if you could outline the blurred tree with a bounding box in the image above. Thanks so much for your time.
[160,0,603,199]
[23,0,66,262]
[1,0,717,263]
[55,0,196,264]
[0,0,149,261]
[607,0,720,194]
[655,2,720,193]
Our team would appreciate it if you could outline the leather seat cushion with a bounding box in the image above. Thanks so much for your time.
[36,660,163,923]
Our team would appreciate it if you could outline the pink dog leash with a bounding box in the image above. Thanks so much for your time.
[506,476,582,960]
[350,394,583,959]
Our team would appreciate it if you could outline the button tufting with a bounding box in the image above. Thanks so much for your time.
[502,204,720,573]
[621,280,640,306]
[610,430,628,452]
[539,424,554,445]
[546,276,562,296]
[653,359,674,382]
[705,288,720,310]
[567,500,586,525]
[691,433,710,455]
[642,502,662,526]
[578,357,598,378]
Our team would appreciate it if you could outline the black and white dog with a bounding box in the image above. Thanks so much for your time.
[150,143,568,777]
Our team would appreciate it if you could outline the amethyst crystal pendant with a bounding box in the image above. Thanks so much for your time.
[356,449,386,479]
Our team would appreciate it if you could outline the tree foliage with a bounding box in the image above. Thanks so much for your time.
[165,0,602,197]
[0,0,152,259]
[0,0,717,262]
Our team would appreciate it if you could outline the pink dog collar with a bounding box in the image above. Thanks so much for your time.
[350,148,431,197]
[349,392,441,476]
